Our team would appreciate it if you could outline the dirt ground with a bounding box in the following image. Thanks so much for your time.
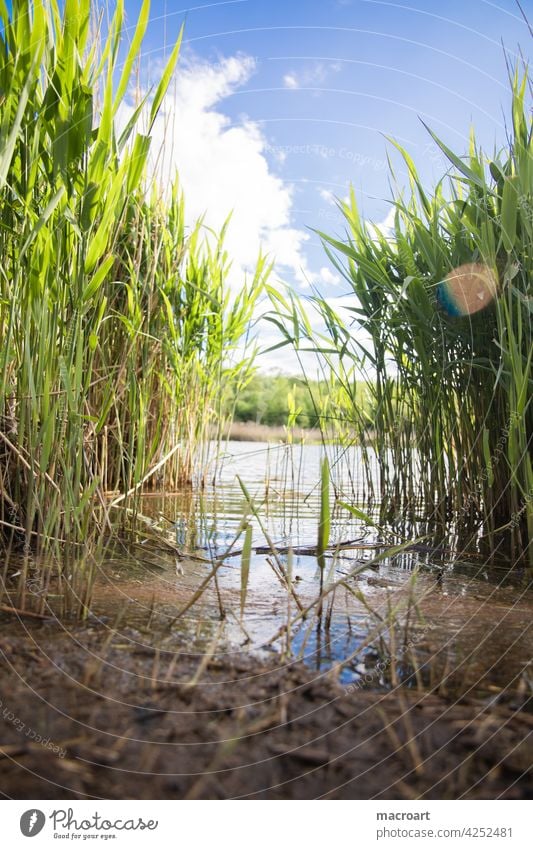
[0,616,531,800]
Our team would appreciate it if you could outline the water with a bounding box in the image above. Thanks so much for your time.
[93,441,533,696]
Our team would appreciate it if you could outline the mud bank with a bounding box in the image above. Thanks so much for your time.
[0,619,531,800]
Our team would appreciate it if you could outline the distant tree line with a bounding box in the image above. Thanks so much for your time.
[228,375,374,430]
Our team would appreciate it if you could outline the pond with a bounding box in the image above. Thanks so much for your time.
[92,441,533,698]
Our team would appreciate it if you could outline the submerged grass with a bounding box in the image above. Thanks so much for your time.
[0,0,268,602]
[269,70,532,564]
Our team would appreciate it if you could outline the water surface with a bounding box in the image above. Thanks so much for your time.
[92,441,533,696]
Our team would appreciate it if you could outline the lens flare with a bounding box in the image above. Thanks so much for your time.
[436,262,498,316]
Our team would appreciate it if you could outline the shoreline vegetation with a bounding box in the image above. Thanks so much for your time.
[0,0,266,574]
[0,0,531,804]
[268,75,532,564]
[222,372,374,442]
[0,0,529,573]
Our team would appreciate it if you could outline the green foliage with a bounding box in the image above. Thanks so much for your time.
[0,0,267,556]
[229,373,373,430]
[270,70,532,561]
[317,457,330,572]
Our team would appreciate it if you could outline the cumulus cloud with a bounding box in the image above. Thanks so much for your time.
[118,53,316,287]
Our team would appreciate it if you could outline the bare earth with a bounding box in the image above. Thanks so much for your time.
[0,618,531,800]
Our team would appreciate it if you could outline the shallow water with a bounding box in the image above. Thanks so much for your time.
[91,441,533,696]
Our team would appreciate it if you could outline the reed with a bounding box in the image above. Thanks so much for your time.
[0,0,267,569]
[270,71,532,563]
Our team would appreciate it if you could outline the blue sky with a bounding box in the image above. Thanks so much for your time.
[119,0,531,367]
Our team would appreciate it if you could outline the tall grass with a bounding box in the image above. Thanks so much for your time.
[270,72,532,563]
[0,0,267,561]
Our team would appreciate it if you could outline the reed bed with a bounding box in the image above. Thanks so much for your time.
[0,0,267,566]
[270,72,532,563]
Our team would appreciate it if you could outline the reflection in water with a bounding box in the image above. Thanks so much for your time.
[92,441,533,697]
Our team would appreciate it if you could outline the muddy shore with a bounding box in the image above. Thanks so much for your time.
[0,617,531,800]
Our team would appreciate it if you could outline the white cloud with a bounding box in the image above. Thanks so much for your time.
[366,207,396,242]
[282,62,341,91]
[283,73,299,90]
[118,53,316,288]
[319,266,340,286]
[319,188,336,205]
